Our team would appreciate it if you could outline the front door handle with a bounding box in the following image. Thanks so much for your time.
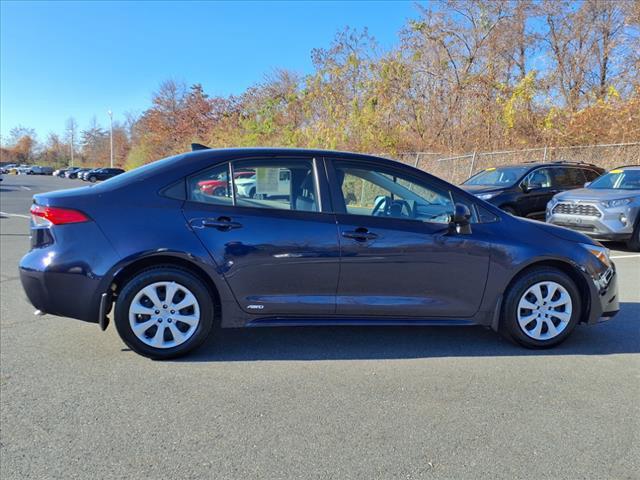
[342,227,378,242]
[202,217,242,231]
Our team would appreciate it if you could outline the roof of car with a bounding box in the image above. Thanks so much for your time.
[184,146,391,160]
[486,161,603,170]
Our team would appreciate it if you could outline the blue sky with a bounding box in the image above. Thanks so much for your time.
[0,0,419,141]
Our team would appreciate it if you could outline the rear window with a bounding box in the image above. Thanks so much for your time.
[91,154,185,190]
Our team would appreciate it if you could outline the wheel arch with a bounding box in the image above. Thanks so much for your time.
[109,254,223,324]
[496,259,591,329]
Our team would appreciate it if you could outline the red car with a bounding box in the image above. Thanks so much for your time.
[198,170,254,195]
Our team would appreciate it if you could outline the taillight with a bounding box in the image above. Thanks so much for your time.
[30,204,90,225]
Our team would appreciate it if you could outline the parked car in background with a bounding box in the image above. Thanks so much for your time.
[79,168,98,181]
[197,169,254,195]
[27,166,54,175]
[461,161,604,219]
[1,163,17,174]
[66,168,91,179]
[54,167,73,177]
[547,166,640,250]
[64,167,81,178]
[19,147,619,359]
[82,167,125,182]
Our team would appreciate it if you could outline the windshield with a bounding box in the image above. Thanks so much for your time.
[589,169,640,190]
[463,166,529,187]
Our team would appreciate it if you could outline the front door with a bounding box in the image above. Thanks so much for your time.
[519,167,559,218]
[182,157,339,316]
[328,159,493,318]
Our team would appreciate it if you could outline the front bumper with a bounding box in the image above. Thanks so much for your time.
[547,203,636,241]
[546,201,639,241]
[582,264,619,324]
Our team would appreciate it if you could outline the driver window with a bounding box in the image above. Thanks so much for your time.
[335,164,454,223]
[524,168,553,188]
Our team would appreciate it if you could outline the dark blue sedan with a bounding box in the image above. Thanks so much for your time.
[19,148,619,358]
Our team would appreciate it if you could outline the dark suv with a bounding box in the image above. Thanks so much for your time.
[461,162,604,219]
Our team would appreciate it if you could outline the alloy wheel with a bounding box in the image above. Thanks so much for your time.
[516,281,572,341]
[128,281,200,349]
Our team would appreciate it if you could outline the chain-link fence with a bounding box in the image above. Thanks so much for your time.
[389,142,640,185]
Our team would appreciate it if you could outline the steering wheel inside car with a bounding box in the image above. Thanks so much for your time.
[371,196,390,216]
[371,196,414,218]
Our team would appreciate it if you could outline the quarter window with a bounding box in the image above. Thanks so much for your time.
[188,162,233,206]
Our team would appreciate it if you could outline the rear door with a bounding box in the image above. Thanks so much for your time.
[182,156,340,316]
[327,158,493,318]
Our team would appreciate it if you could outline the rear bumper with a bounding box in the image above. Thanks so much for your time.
[19,222,118,323]
[20,265,102,323]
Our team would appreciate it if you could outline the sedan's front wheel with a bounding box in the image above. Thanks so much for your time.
[501,267,581,348]
[114,267,214,359]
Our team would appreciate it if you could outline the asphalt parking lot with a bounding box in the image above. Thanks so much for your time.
[1,174,638,479]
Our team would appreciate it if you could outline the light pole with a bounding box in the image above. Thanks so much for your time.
[107,109,114,168]
[68,125,74,168]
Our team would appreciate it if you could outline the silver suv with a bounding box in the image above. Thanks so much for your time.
[546,166,640,250]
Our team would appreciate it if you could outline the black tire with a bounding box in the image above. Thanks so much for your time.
[626,219,640,251]
[501,205,518,216]
[89,176,97,183]
[114,267,214,359]
[249,187,256,198]
[501,267,581,349]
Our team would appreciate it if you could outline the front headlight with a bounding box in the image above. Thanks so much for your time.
[580,243,611,268]
[475,192,498,200]
[601,198,632,209]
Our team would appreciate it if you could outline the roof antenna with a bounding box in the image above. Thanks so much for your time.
[191,143,211,151]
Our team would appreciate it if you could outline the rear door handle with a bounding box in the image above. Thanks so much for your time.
[342,227,378,242]
[202,217,242,231]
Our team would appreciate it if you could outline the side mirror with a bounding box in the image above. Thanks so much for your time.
[522,182,542,193]
[584,181,591,188]
[450,203,472,235]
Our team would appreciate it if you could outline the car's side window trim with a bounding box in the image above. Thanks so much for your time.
[185,155,336,217]
[227,161,237,205]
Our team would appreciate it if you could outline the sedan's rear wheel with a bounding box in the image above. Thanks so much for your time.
[114,267,214,359]
[502,267,581,348]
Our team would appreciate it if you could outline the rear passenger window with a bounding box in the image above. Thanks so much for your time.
[552,168,588,187]
[233,159,318,212]
[187,159,319,213]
